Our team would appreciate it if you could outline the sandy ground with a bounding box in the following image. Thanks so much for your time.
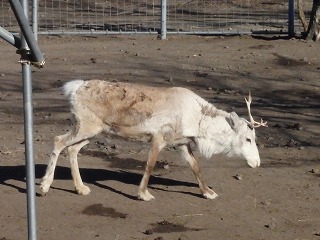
[0,34,320,240]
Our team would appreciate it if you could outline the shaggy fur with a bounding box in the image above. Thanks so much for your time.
[40,79,262,201]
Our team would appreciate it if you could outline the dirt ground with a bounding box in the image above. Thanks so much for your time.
[0,34,319,240]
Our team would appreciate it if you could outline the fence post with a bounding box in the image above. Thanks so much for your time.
[288,0,295,37]
[32,0,38,40]
[20,0,37,239]
[161,0,167,40]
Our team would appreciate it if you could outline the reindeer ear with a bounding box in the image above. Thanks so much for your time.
[226,112,242,132]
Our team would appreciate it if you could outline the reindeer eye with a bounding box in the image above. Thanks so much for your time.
[246,138,252,144]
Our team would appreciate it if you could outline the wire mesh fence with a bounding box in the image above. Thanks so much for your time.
[0,0,314,35]
[167,0,289,34]
[37,0,161,33]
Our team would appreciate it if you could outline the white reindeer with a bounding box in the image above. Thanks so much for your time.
[40,79,267,201]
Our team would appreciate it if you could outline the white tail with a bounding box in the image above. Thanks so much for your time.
[63,79,84,98]
[40,80,266,201]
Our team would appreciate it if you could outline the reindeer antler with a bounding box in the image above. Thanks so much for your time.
[244,91,268,128]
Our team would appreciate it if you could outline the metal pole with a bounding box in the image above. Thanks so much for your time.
[20,0,37,239]
[22,63,37,240]
[32,0,38,40]
[288,0,295,37]
[0,26,21,48]
[161,0,167,40]
[35,29,288,36]
[9,0,44,65]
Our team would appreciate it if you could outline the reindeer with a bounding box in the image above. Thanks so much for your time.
[40,79,267,201]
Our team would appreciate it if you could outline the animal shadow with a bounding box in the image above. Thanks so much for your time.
[0,163,201,199]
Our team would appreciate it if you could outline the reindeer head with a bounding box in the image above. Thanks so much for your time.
[227,92,267,168]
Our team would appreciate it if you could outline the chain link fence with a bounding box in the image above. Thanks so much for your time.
[0,0,313,36]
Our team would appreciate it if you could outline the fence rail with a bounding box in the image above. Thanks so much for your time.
[0,0,314,36]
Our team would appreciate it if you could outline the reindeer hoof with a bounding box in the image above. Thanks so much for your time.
[39,182,50,196]
[76,185,91,195]
[138,189,155,201]
[203,188,218,199]
[40,190,48,197]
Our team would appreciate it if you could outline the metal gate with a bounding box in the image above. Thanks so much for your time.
[0,1,313,36]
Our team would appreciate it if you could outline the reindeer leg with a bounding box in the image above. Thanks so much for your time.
[180,144,218,199]
[40,115,103,195]
[138,137,166,201]
[67,140,90,195]
[40,132,72,195]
